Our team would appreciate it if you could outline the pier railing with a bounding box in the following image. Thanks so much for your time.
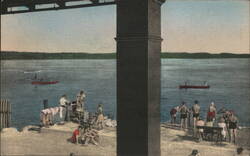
[0,100,11,130]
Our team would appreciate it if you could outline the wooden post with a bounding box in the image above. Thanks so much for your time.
[0,100,2,129]
[0,100,11,130]
[43,99,48,109]
[3,100,6,129]
[7,100,11,127]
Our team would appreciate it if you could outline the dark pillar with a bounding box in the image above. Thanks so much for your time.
[43,99,48,109]
[116,0,165,155]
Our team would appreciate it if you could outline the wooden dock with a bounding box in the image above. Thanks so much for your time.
[0,100,11,130]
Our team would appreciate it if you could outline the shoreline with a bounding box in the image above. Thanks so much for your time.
[8,121,250,132]
[1,58,250,61]
[1,52,250,60]
[1,122,250,156]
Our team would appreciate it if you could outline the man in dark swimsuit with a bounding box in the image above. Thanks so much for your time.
[192,100,200,136]
[192,100,200,128]
[180,102,189,130]
[229,111,238,144]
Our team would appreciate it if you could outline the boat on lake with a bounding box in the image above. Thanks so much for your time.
[31,73,59,85]
[179,81,210,89]
[179,85,210,89]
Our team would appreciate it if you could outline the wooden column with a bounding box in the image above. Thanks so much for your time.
[0,100,11,130]
[116,0,165,155]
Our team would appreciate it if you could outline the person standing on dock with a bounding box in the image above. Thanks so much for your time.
[192,100,200,128]
[96,104,104,130]
[76,90,86,112]
[228,111,238,144]
[207,102,217,126]
[180,102,189,130]
[59,94,70,124]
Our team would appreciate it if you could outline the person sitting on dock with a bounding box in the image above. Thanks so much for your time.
[71,126,81,144]
[180,102,189,130]
[59,94,70,124]
[81,126,99,145]
[196,117,205,141]
[170,106,179,124]
[40,108,52,127]
[192,100,200,128]
[228,111,238,144]
[217,117,227,141]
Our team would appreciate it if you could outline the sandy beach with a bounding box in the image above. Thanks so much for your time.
[1,122,250,156]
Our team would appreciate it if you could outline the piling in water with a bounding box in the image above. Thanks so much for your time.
[0,99,11,130]
[43,99,48,109]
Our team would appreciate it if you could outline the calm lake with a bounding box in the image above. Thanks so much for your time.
[1,59,250,129]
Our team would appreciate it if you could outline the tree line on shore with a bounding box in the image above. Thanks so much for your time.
[1,51,250,60]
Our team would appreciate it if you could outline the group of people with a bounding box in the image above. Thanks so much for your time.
[170,100,238,143]
[70,125,99,146]
[58,90,86,122]
[40,90,105,130]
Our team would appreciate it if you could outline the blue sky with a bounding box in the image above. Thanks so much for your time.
[1,0,249,53]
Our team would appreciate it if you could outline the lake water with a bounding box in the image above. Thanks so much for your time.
[1,59,250,129]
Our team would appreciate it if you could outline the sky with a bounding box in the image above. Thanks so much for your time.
[1,0,249,54]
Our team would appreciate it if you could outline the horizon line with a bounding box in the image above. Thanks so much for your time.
[1,51,250,55]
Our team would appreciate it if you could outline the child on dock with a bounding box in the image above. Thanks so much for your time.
[170,106,179,124]
[71,126,81,144]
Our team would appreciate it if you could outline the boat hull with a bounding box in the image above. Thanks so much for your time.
[31,81,59,85]
[179,85,210,89]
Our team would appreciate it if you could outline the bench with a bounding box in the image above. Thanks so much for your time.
[196,126,223,142]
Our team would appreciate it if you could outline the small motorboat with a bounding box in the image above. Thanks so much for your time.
[30,73,59,85]
[179,81,210,89]
[179,85,210,89]
[31,80,59,85]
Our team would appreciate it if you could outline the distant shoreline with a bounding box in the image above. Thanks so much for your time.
[1,51,250,60]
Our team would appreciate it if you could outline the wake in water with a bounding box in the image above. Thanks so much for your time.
[23,70,42,74]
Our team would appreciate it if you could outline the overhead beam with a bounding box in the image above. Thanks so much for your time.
[1,0,116,15]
